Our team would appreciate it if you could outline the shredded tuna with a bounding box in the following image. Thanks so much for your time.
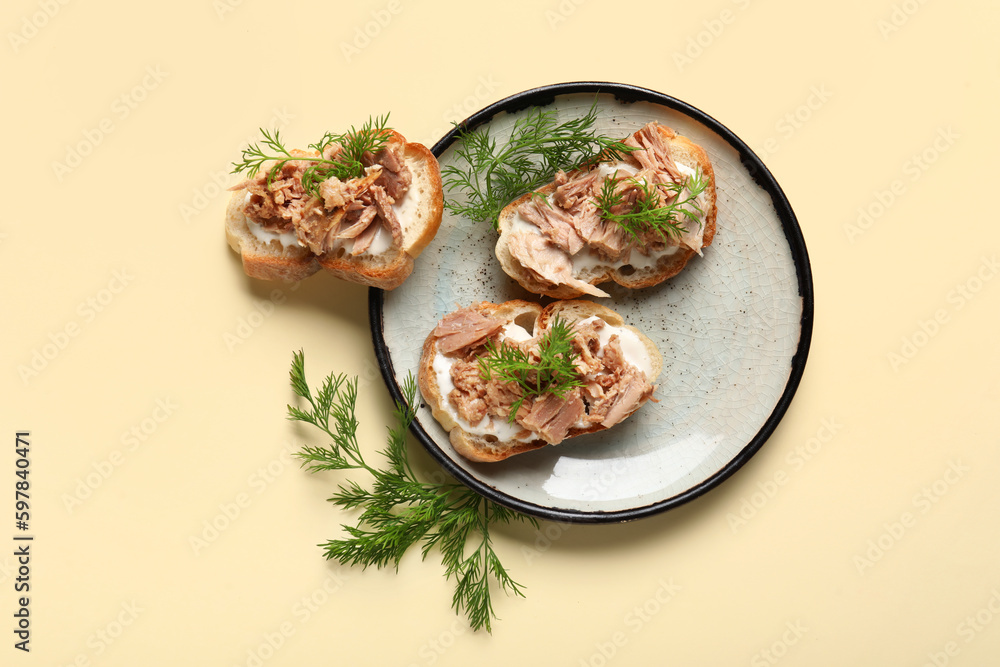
[570,318,605,376]
[516,197,585,255]
[233,138,410,256]
[520,391,585,445]
[364,143,412,199]
[553,169,601,211]
[434,307,506,355]
[484,375,523,422]
[350,217,381,255]
[334,206,378,239]
[599,367,653,428]
[449,361,488,424]
[439,308,656,448]
[568,201,602,241]
[506,231,609,298]
[507,121,705,276]
[624,123,683,184]
[371,185,403,246]
[319,177,349,210]
[587,218,632,262]
[234,154,317,232]
[295,206,345,255]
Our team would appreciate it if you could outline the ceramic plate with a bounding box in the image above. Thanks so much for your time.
[370,82,813,523]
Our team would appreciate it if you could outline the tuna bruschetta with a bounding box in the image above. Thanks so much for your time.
[418,300,662,463]
[226,124,443,289]
[495,122,717,298]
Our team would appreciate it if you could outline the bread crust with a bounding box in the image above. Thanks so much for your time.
[226,130,443,288]
[495,123,717,298]
[225,193,322,283]
[418,300,663,463]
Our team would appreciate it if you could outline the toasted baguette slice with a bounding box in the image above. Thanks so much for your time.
[226,130,443,289]
[495,123,717,299]
[418,300,663,463]
[225,193,322,283]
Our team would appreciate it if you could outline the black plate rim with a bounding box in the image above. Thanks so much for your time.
[369,80,814,524]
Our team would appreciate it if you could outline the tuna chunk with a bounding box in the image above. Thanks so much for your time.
[553,169,601,211]
[371,185,403,247]
[520,390,586,445]
[599,367,653,428]
[506,231,609,298]
[334,206,378,240]
[434,307,505,355]
[517,197,585,255]
[624,123,683,184]
[295,206,345,255]
[233,137,411,256]
[350,217,381,255]
[364,141,412,199]
[439,306,657,448]
[449,360,488,424]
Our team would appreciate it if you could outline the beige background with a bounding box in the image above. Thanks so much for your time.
[4,0,999,664]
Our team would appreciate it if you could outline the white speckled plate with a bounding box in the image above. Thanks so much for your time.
[370,82,813,523]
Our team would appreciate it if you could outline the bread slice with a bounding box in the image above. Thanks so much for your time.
[225,130,443,289]
[495,123,717,299]
[418,300,663,463]
[225,193,321,283]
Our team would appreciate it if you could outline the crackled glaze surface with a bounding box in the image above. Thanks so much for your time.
[378,88,809,520]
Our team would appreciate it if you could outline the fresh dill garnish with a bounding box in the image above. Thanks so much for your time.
[595,169,708,243]
[442,102,636,229]
[289,350,536,633]
[232,114,391,197]
[478,315,584,422]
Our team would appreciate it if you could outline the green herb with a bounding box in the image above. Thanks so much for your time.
[478,315,584,422]
[595,169,708,243]
[442,102,636,229]
[232,114,391,197]
[289,350,535,633]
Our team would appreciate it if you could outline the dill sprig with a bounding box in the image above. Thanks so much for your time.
[478,315,584,422]
[232,114,391,197]
[442,102,636,229]
[289,350,536,633]
[595,169,708,243]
